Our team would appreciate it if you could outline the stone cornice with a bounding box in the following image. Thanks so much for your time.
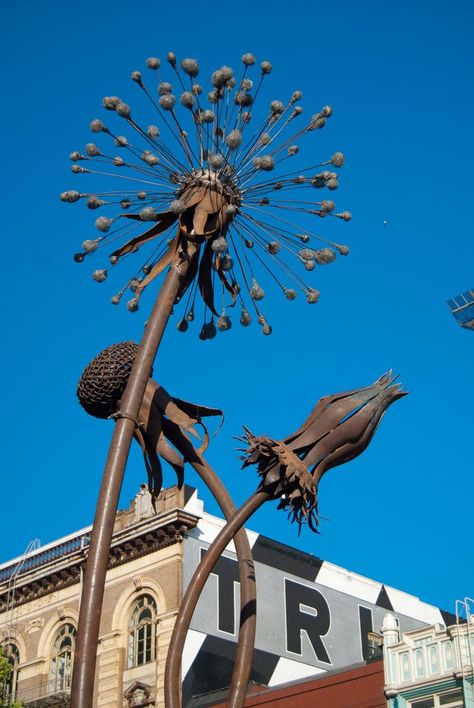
[0,509,198,613]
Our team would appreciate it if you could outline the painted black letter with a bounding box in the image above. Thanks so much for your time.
[285,579,331,663]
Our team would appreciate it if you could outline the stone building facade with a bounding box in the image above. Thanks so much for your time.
[0,485,460,707]
[0,485,197,707]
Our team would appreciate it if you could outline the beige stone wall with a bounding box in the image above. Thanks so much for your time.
[0,486,189,707]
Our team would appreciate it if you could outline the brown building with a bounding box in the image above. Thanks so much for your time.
[212,660,385,707]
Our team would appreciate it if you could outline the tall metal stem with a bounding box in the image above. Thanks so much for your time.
[71,243,258,708]
[71,251,193,708]
[165,491,270,708]
[164,427,257,707]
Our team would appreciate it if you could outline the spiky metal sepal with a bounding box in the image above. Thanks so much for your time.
[239,429,319,530]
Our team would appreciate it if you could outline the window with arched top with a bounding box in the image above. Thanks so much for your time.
[49,624,76,693]
[2,643,20,700]
[127,594,157,668]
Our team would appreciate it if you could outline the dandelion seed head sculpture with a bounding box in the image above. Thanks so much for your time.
[62,52,351,336]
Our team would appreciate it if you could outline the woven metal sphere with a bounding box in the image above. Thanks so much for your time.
[77,341,139,419]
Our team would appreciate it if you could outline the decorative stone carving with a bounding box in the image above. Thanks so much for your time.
[124,680,154,707]
[25,618,44,633]
[132,575,143,591]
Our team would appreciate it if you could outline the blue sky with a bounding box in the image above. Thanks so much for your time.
[2,0,473,615]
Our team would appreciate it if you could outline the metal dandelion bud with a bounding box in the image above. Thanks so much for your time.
[306,289,320,304]
[180,91,195,109]
[314,248,336,264]
[95,216,112,232]
[338,211,352,222]
[159,94,176,111]
[147,124,160,139]
[85,143,101,156]
[92,269,107,283]
[60,190,81,203]
[127,297,139,312]
[331,151,345,167]
[139,207,157,221]
[209,153,224,169]
[260,155,275,170]
[270,100,285,115]
[116,102,131,118]
[158,82,173,95]
[242,53,256,65]
[225,129,242,149]
[146,57,160,70]
[181,58,199,77]
[102,95,121,110]
[250,282,265,300]
[217,314,232,331]
[65,52,351,336]
[82,239,100,253]
[90,118,106,133]
[268,241,280,254]
[211,237,228,253]
[87,197,106,209]
[239,373,406,530]
[240,309,251,326]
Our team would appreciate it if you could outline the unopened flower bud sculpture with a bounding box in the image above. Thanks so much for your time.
[239,372,407,531]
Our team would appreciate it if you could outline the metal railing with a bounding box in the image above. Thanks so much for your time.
[0,533,90,585]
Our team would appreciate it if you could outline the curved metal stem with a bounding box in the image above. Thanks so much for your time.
[71,251,194,708]
[164,427,257,708]
[165,490,271,708]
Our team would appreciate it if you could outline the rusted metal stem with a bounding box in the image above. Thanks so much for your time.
[71,252,194,708]
[164,427,257,708]
[165,490,270,708]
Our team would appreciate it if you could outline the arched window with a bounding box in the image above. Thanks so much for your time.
[127,595,157,668]
[49,624,76,693]
[2,643,20,700]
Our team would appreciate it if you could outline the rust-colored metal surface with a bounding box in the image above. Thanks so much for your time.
[71,248,194,708]
[165,373,406,707]
[165,491,270,708]
[239,371,407,530]
[74,331,256,708]
[163,428,257,708]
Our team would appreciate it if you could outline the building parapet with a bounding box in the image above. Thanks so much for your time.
[0,486,199,615]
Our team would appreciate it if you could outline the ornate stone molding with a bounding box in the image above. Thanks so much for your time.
[0,510,198,612]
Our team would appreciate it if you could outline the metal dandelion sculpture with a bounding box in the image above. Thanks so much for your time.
[62,52,351,337]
